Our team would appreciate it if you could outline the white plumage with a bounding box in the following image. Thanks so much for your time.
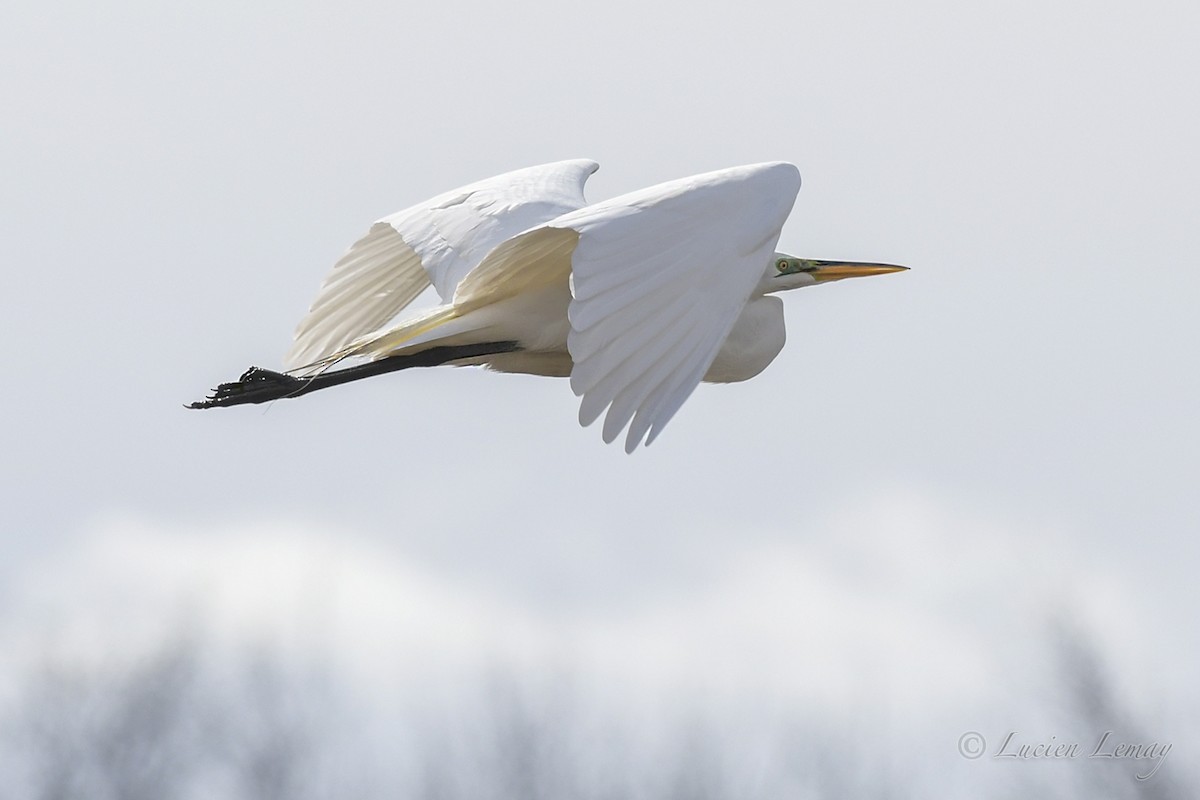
[196,160,907,452]
[284,159,599,370]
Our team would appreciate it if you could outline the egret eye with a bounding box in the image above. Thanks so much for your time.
[776,259,790,272]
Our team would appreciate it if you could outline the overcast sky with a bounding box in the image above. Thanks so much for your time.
[2,0,1198,793]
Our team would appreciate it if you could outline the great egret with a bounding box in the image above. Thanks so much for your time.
[189,160,907,452]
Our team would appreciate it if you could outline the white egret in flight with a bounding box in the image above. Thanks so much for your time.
[189,160,907,452]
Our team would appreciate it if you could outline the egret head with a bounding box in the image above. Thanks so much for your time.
[763,253,908,294]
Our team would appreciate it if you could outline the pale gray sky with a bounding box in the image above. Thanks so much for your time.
[2,0,1198,794]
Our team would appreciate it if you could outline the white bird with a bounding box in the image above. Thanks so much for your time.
[190,160,907,452]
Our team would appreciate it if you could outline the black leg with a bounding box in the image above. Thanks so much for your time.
[187,341,521,409]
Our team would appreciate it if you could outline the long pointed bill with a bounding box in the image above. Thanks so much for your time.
[810,260,909,283]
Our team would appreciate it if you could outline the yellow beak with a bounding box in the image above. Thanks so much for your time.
[810,261,910,283]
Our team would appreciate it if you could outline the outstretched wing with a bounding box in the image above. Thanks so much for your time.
[455,162,801,452]
[284,159,599,370]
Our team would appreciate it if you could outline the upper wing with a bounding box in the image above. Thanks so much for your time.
[455,162,801,452]
[284,158,599,370]
[565,163,800,452]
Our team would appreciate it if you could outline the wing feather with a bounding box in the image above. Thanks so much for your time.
[284,159,598,370]
[415,161,800,451]
[598,314,713,445]
[569,287,696,394]
[579,306,706,429]
[561,162,801,450]
[569,230,699,303]
[567,237,702,331]
[285,223,427,369]
[633,319,733,450]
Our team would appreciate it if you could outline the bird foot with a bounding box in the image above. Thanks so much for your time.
[187,366,304,409]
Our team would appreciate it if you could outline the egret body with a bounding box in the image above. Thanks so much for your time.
[190,160,907,451]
